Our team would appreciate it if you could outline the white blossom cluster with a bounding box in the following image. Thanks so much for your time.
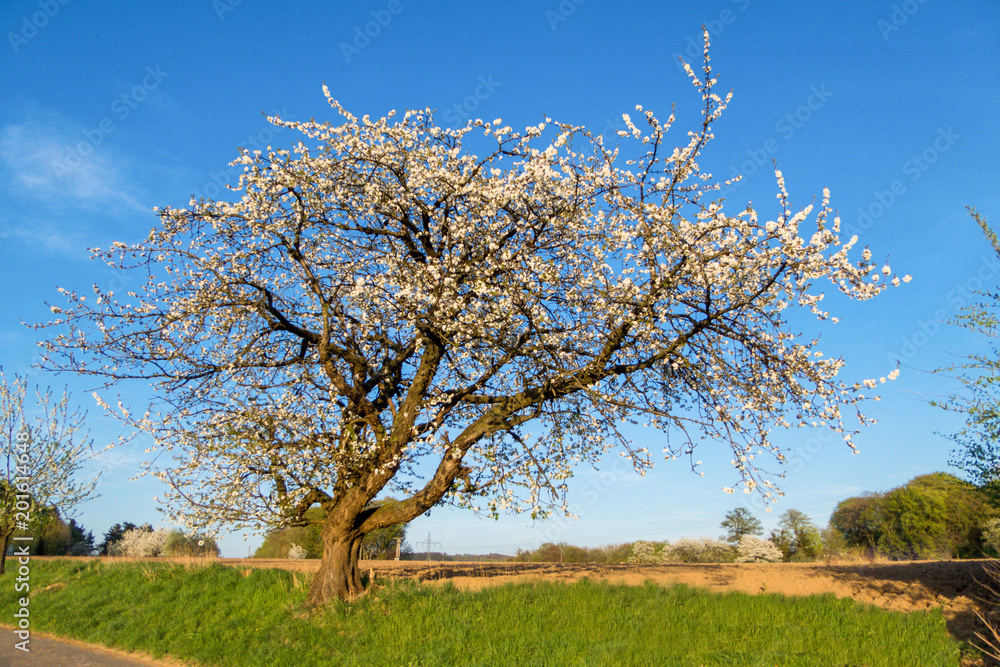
[735,536,783,563]
[625,540,671,564]
[669,537,738,564]
[110,527,170,558]
[626,537,741,564]
[37,32,906,544]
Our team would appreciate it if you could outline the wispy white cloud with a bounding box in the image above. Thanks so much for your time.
[0,107,157,257]
[0,223,91,258]
[0,109,149,214]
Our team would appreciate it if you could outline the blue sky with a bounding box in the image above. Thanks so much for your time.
[2,0,998,558]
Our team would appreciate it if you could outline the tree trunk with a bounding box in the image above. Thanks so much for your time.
[0,529,12,575]
[306,525,365,607]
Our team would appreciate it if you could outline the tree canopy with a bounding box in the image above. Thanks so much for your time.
[828,493,883,552]
[1,370,101,574]
[720,506,763,544]
[936,209,1000,506]
[770,509,822,561]
[829,472,993,559]
[38,34,905,604]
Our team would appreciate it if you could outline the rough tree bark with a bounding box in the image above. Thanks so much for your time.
[305,445,474,604]
[0,529,12,575]
[308,528,364,605]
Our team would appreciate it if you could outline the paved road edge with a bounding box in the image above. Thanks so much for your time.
[0,624,198,666]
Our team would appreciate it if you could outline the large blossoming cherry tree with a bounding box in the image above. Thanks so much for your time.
[40,38,905,606]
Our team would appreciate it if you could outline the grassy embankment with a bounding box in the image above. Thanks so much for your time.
[1,559,965,666]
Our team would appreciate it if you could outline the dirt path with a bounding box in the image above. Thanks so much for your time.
[0,626,192,667]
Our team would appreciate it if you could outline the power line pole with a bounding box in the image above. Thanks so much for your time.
[416,532,440,561]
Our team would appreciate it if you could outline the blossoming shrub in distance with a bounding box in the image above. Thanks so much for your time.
[670,537,737,563]
[736,536,783,563]
[626,540,672,564]
[111,528,170,558]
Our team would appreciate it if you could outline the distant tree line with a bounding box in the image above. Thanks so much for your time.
[98,522,220,558]
[5,509,95,557]
[511,478,1000,565]
[28,471,992,564]
[829,472,994,559]
[4,514,220,559]
[513,543,632,564]
[405,552,513,562]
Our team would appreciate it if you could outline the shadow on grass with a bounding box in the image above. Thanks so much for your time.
[821,560,995,665]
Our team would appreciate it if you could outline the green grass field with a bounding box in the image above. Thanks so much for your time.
[1,560,966,666]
